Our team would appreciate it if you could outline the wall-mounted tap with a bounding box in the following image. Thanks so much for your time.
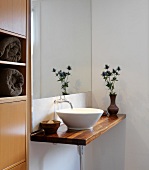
[54,98,73,109]
[53,97,73,120]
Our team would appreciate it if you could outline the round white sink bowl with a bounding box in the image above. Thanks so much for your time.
[56,108,104,130]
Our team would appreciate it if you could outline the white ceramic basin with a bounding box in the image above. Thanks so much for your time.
[56,108,104,130]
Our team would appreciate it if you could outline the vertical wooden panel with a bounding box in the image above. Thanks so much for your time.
[0,101,26,170]
[0,0,26,36]
[0,0,13,32]
[26,0,31,169]
[12,0,26,36]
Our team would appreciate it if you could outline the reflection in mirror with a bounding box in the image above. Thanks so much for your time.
[31,0,91,99]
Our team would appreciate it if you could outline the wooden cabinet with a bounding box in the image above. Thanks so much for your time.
[0,0,26,36]
[0,0,30,169]
[0,101,26,170]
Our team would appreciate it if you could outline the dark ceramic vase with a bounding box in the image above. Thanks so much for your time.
[108,94,119,115]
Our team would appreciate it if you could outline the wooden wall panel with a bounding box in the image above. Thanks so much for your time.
[0,101,26,170]
[0,0,26,36]
[0,0,13,33]
[12,0,26,36]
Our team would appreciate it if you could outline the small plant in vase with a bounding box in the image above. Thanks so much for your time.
[101,64,121,115]
[52,66,72,96]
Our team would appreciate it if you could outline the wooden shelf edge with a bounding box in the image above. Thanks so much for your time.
[30,114,126,146]
[86,114,126,145]
[3,159,25,170]
[0,60,26,66]
[0,96,27,104]
[0,28,26,39]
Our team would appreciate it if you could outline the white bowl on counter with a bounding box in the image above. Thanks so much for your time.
[56,108,103,130]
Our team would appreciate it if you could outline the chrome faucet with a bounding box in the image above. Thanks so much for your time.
[54,98,73,109]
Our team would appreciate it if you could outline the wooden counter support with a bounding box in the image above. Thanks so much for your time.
[31,114,126,146]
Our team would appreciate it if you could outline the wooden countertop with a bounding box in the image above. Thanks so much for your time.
[30,114,126,146]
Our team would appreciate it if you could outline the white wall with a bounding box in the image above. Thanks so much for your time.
[92,0,149,170]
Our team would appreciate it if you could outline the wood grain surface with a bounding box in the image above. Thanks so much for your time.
[31,114,126,146]
[0,101,26,170]
[0,0,26,36]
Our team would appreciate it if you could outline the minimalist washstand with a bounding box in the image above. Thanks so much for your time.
[31,98,126,170]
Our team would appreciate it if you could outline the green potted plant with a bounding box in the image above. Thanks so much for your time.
[52,66,72,96]
[101,64,121,115]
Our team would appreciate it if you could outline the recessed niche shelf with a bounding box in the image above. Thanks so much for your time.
[0,31,27,99]
[0,60,26,66]
[0,28,26,39]
[0,96,27,104]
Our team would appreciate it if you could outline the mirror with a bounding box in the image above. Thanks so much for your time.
[31,0,91,99]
